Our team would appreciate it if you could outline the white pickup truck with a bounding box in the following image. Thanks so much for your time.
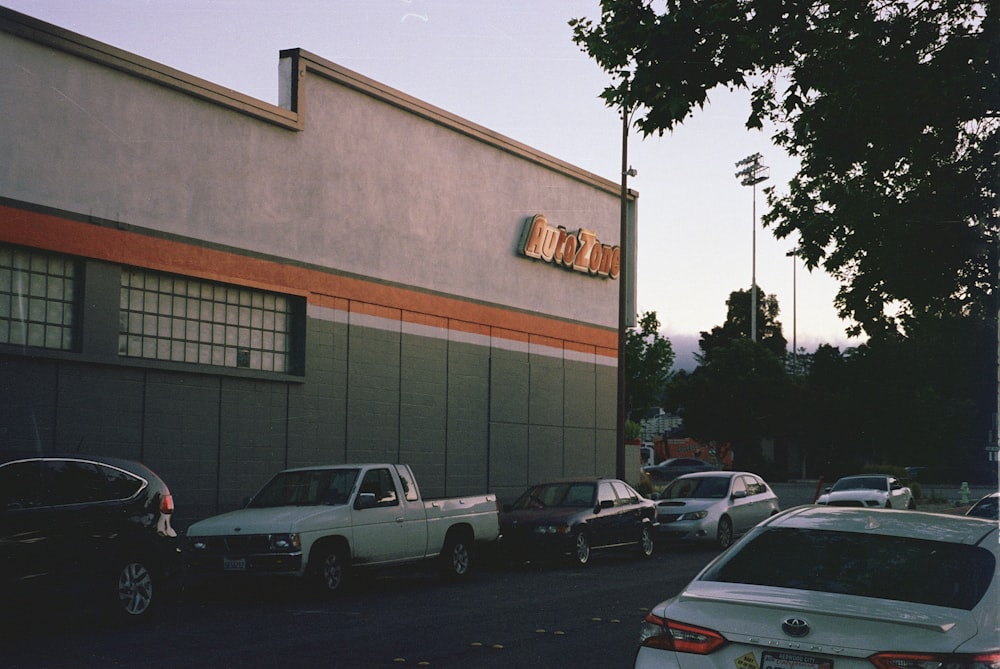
[184,463,500,594]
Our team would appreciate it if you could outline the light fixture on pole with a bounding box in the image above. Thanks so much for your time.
[735,153,769,342]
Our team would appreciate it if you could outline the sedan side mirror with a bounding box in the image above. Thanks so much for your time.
[731,491,748,500]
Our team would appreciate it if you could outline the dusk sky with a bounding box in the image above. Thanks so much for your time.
[4,0,860,366]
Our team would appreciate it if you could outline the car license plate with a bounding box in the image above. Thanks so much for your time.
[223,557,246,571]
[762,651,833,669]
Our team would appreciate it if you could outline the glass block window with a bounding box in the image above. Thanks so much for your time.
[0,245,77,350]
[119,269,292,373]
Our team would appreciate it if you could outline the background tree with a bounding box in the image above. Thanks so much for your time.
[574,0,998,479]
[625,311,675,420]
[699,287,787,362]
[571,0,998,337]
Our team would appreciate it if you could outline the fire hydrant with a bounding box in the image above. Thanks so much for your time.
[959,481,970,505]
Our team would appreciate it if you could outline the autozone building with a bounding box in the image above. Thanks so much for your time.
[0,9,636,520]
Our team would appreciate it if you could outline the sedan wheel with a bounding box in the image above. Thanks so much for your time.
[717,516,734,549]
[572,531,591,566]
[116,560,155,617]
[638,525,654,558]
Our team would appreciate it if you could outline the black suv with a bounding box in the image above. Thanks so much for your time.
[0,454,178,618]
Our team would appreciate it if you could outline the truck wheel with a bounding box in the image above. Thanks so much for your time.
[440,532,472,578]
[311,544,349,595]
[638,525,654,558]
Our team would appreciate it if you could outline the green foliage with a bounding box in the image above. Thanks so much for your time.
[625,311,675,420]
[571,0,998,339]
[625,418,643,440]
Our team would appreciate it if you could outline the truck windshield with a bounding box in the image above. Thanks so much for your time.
[248,468,360,508]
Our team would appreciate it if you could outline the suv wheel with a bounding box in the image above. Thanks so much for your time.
[115,560,155,617]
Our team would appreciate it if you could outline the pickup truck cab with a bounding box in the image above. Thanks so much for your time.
[184,463,499,594]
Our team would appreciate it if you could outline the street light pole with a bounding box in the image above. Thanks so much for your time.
[735,153,769,342]
[616,105,636,481]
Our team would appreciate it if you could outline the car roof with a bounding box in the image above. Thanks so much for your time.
[674,470,754,479]
[765,505,997,545]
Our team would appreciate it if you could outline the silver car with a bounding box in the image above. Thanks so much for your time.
[653,471,780,548]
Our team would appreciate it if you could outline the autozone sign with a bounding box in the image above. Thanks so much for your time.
[519,214,620,279]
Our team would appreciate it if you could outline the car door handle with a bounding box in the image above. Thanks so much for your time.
[395,517,405,523]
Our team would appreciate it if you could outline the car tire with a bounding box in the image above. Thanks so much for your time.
[113,559,156,618]
[310,543,349,596]
[638,525,654,559]
[717,516,734,549]
[440,531,472,579]
[907,498,916,510]
[885,500,892,509]
[572,531,591,566]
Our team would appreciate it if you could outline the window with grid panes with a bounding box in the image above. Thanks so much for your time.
[0,245,77,350]
[119,269,292,373]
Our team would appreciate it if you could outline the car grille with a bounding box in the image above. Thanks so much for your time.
[197,535,274,554]
[828,500,865,507]
[657,513,682,523]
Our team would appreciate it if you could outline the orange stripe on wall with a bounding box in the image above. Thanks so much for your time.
[0,204,617,350]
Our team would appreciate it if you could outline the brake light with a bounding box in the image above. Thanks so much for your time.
[870,652,1000,669]
[639,614,727,654]
[160,492,174,515]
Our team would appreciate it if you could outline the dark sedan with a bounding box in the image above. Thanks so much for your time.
[0,454,178,618]
[499,478,656,565]
[641,457,716,484]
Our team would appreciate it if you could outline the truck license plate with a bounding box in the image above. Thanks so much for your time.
[223,557,246,571]
[762,651,833,669]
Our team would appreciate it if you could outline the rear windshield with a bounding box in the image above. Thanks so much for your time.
[702,527,995,610]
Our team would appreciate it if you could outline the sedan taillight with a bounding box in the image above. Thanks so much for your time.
[638,614,726,654]
[160,491,174,514]
[870,652,1000,669]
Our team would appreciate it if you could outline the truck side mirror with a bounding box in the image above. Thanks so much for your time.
[354,492,377,510]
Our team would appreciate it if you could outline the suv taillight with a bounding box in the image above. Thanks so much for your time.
[871,652,1000,669]
[638,614,727,654]
[160,492,174,514]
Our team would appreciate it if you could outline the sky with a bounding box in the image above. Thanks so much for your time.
[4,0,859,366]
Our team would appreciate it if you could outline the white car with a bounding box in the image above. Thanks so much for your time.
[635,506,998,669]
[815,474,915,509]
[654,471,780,548]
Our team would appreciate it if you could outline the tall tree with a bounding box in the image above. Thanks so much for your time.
[625,311,675,420]
[570,0,998,338]
[699,287,787,362]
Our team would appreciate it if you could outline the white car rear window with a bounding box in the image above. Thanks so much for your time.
[702,527,995,610]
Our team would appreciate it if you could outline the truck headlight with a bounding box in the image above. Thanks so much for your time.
[269,533,301,551]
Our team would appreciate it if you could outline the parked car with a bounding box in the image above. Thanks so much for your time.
[966,491,998,520]
[499,478,655,565]
[654,471,780,549]
[642,458,716,484]
[634,506,998,669]
[0,454,178,618]
[815,474,916,509]
[185,463,500,595]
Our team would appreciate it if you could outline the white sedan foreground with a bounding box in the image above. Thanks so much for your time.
[634,507,998,669]
[815,474,915,509]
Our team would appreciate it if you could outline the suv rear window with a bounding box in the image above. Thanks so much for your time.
[702,527,995,610]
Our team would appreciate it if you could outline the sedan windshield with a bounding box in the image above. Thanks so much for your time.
[702,527,995,610]
[248,468,360,508]
[831,476,886,492]
[660,476,730,500]
[511,482,595,509]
